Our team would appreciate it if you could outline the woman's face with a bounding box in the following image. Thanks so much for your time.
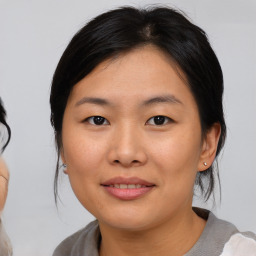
[61,46,212,230]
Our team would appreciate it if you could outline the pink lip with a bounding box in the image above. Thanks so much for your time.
[101,176,155,200]
[102,176,155,186]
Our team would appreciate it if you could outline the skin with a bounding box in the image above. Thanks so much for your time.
[0,157,9,213]
[61,45,221,256]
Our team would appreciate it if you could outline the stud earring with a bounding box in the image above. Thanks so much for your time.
[62,164,68,174]
[203,162,207,166]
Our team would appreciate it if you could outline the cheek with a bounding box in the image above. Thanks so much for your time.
[62,131,107,212]
[62,129,107,176]
[149,129,202,169]
[148,128,202,195]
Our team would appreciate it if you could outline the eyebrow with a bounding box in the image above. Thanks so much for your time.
[75,97,111,107]
[142,95,183,106]
[75,94,183,107]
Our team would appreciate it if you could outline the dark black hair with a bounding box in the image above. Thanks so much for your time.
[50,6,226,203]
[0,98,11,153]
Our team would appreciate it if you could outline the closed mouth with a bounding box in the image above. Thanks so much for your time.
[102,184,155,189]
[101,176,155,187]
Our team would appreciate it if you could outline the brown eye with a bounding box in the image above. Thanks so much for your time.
[86,116,109,125]
[146,116,171,125]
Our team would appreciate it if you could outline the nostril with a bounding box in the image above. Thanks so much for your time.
[113,159,140,166]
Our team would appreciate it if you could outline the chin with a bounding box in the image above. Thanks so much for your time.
[103,218,153,231]
[96,207,159,231]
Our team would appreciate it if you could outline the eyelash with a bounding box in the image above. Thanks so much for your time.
[83,115,173,126]
[146,116,173,126]
[85,116,109,125]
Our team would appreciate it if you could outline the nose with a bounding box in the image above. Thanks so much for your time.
[107,124,147,168]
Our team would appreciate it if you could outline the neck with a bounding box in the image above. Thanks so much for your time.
[99,207,206,256]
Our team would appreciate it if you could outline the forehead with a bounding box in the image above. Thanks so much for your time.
[68,45,195,108]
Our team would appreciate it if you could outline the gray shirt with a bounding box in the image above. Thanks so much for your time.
[53,208,256,256]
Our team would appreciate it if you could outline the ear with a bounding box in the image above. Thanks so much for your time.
[198,123,221,172]
[60,149,68,175]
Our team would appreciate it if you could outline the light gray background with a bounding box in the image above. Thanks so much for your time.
[0,0,255,255]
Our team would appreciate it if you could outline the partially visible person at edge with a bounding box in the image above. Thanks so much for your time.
[50,6,256,256]
[0,98,12,256]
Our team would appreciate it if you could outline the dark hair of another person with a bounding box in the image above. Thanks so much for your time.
[0,98,11,153]
[50,6,226,204]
